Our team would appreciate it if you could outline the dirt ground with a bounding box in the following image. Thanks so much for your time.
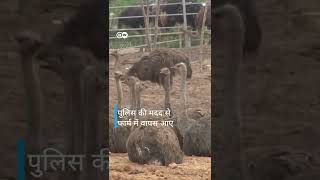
[108,47,212,180]
[109,153,211,180]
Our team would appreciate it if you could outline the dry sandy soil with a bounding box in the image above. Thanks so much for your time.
[108,47,212,180]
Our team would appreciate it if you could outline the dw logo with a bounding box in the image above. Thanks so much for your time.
[116,32,128,39]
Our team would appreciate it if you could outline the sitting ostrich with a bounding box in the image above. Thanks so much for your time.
[172,62,211,157]
[126,70,184,166]
[109,71,135,153]
[170,62,196,140]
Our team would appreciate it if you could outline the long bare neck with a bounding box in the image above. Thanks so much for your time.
[115,76,123,108]
[164,74,171,111]
[180,67,188,120]
[224,25,243,126]
[212,6,245,180]
[113,52,120,71]
[129,82,136,110]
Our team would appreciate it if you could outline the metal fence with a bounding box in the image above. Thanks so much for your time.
[109,1,211,50]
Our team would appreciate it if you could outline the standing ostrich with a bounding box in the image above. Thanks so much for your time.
[172,62,211,157]
[126,71,184,166]
[212,4,244,180]
[127,48,192,89]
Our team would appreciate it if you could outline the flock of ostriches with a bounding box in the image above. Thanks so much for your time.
[109,48,211,166]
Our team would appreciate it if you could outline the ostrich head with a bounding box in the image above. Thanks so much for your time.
[172,62,187,77]
[159,67,171,89]
[213,4,244,43]
[15,30,43,56]
[110,50,120,70]
[114,70,123,80]
[123,76,140,110]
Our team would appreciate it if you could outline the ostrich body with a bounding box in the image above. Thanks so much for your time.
[126,71,184,166]
[173,62,211,156]
[127,48,192,88]
[212,4,244,180]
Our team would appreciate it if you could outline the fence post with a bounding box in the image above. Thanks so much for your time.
[142,0,152,52]
[178,25,182,48]
[182,0,191,47]
[200,1,208,72]
[154,0,161,48]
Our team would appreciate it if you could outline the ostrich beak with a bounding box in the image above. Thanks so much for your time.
[119,75,126,82]
[170,66,177,71]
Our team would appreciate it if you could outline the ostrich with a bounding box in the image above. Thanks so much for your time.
[126,70,184,166]
[126,48,192,88]
[212,4,244,180]
[15,31,44,180]
[15,31,44,156]
[109,71,135,153]
[80,61,108,179]
[172,62,211,157]
[170,62,196,140]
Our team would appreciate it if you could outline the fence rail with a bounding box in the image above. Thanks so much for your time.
[109,1,210,49]
[109,2,204,9]
[109,13,199,20]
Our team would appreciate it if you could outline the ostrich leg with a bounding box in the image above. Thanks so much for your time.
[212,5,245,180]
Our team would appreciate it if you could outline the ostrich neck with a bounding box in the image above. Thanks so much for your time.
[180,70,188,120]
[213,27,244,179]
[164,75,171,111]
[129,83,136,111]
[224,34,242,121]
[136,87,141,111]
[115,77,123,108]
[63,74,83,154]
[22,55,42,154]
